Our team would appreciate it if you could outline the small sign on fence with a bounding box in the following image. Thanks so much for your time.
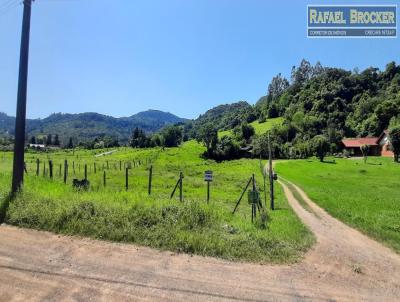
[248,190,260,205]
[204,170,213,182]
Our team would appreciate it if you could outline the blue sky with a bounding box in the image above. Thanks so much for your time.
[0,0,399,119]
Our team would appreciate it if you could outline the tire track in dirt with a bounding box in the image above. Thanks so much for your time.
[278,179,400,300]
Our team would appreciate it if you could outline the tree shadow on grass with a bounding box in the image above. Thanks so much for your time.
[321,160,336,164]
[0,192,14,224]
[269,206,287,211]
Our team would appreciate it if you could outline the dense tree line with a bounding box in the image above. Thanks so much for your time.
[184,101,258,140]
[191,60,400,162]
[129,125,183,149]
[251,60,400,160]
[0,110,185,146]
[196,122,255,161]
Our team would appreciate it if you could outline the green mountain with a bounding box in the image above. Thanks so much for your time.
[186,60,400,160]
[184,101,258,139]
[0,110,186,144]
[252,60,400,158]
[0,112,15,137]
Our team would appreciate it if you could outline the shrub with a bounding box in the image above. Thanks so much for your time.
[311,135,330,162]
[389,125,400,162]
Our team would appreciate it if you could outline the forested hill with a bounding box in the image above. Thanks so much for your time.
[258,60,400,137]
[183,60,400,160]
[0,110,186,144]
[1,60,399,155]
[249,60,400,158]
[187,61,400,139]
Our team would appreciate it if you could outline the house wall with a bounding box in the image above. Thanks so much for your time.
[344,146,381,157]
[378,133,394,158]
[381,142,394,157]
[370,146,381,156]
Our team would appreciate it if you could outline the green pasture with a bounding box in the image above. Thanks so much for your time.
[275,157,400,253]
[218,117,283,138]
[0,141,314,263]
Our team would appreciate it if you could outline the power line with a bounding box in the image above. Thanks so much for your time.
[0,0,17,10]
[0,0,20,17]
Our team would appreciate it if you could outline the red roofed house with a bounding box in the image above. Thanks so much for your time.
[341,130,394,157]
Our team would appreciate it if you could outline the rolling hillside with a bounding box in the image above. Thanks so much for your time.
[0,110,186,143]
[218,117,283,138]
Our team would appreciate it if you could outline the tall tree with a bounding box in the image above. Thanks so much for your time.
[129,127,147,148]
[197,123,218,157]
[46,134,52,146]
[67,137,74,149]
[389,125,400,162]
[54,134,60,146]
[241,123,255,141]
[291,59,313,85]
[311,135,330,162]
[161,125,182,147]
[267,73,289,101]
[360,144,369,164]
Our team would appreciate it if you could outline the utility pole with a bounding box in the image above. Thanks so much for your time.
[268,133,274,210]
[11,0,33,194]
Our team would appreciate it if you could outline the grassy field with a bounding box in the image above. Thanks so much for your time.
[275,157,400,253]
[218,117,284,138]
[0,141,314,263]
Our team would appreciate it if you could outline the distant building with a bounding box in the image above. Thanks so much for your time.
[28,143,46,150]
[341,130,394,157]
[377,130,394,158]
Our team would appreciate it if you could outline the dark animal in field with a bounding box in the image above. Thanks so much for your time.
[72,179,90,190]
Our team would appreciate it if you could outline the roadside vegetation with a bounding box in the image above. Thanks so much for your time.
[0,141,314,263]
[275,157,400,252]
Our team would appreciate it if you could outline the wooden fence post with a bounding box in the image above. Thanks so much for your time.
[43,162,46,177]
[207,181,210,203]
[268,133,275,210]
[179,172,183,202]
[49,160,53,179]
[103,170,106,187]
[64,160,68,184]
[94,162,96,174]
[125,168,128,191]
[148,165,153,195]
[251,174,256,223]
[232,176,253,214]
[84,164,87,180]
[36,158,39,176]
[59,163,62,177]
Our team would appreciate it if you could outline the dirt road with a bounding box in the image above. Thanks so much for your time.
[1,181,399,301]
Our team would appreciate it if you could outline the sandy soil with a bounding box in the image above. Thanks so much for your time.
[0,180,399,301]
